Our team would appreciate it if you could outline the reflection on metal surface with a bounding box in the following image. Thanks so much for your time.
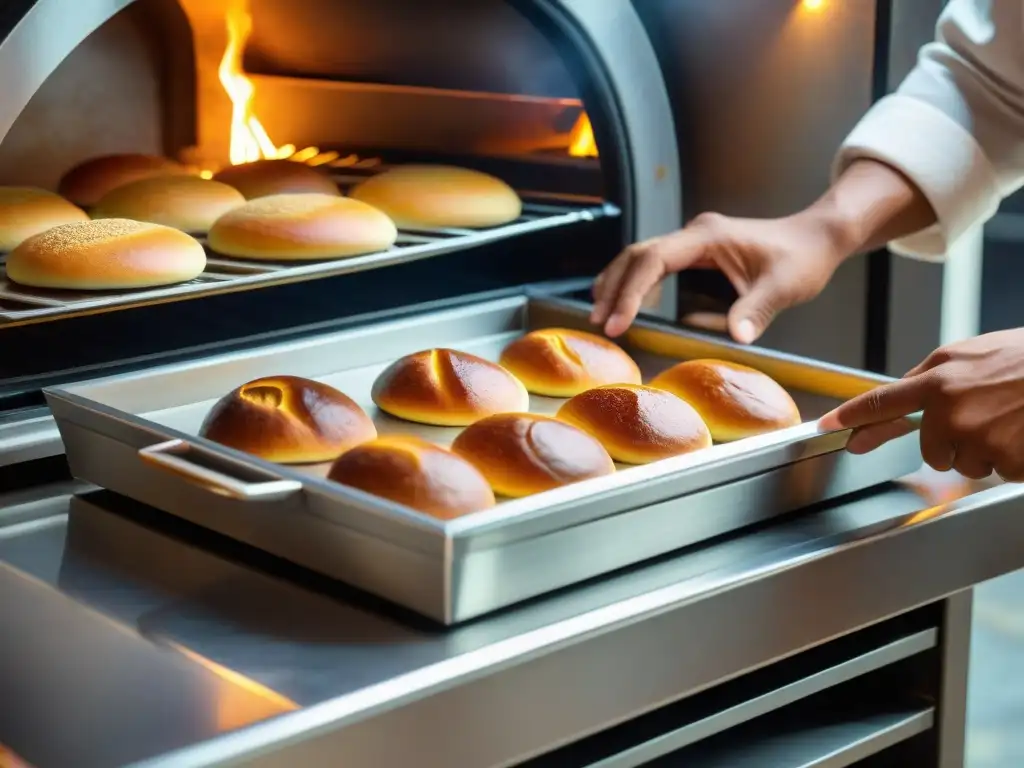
[0,473,1020,767]
[901,505,947,527]
[625,320,888,401]
[679,311,728,334]
[0,557,294,767]
[126,482,1024,768]
[899,466,975,507]
[0,745,32,768]
[156,640,299,731]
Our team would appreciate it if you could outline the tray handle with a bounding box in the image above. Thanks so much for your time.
[138,439,302,502]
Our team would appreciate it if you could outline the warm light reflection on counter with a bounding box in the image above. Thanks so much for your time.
[164,640,299,732]
[0,745,32,768]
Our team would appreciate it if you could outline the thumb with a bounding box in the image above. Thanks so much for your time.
[726,278,785,344]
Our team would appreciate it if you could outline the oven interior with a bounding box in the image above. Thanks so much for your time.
[0,0,660,408]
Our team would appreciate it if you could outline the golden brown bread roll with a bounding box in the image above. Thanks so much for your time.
[499,328,642,397]
[650,359,802,441]
[6,219,206,290]
[328,435,495,519]
[557,384,712,464]
[200,375,376,464]
[93,175,246,234]
[207,193,397,260]
[0,187,89,251]
[213,159,340,200]
[58,153,192,208]
[349,165,522,229]
[451,413,614,497]
[372,348,530,426]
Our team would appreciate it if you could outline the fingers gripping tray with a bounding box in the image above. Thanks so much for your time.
[45,294,922,624]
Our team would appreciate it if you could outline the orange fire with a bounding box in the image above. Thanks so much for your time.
[217,0,595,167]
[568,111,598,158]
[219,0,340,167]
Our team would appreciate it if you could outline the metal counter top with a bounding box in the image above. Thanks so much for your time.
[0,471,1022,767]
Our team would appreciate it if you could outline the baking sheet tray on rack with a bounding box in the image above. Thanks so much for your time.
[45,292,922,624]
[0,198,614,324]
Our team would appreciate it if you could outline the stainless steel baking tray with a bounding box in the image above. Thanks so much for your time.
[45,292,922,624]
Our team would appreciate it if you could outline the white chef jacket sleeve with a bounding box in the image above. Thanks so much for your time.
[833,0,1024,260]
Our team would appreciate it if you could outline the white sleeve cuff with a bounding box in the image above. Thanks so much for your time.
[833,93,1001,261]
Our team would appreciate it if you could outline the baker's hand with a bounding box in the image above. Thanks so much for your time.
[819,329,1024,481]
[590,212,846,342]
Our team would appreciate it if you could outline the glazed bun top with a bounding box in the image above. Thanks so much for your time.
[213,159,340,200]
[348,164,522,229]
[58,153,192,208]
[328,434,496,519]
[92,175,246,234]
[499,328,642,397]
[650,359,801,441]
[371,348,530,427]
[451,412,615,498]
[0,187,89,251]
[556,383,712,465]
[199,375,377,464]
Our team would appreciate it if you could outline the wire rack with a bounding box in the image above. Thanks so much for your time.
[0,179,619,324]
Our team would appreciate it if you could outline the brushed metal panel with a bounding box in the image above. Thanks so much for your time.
[637,0,878,368]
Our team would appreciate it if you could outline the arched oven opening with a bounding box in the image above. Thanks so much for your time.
[0,0,680,400]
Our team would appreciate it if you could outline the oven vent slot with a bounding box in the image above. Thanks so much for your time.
[0,185,618,325]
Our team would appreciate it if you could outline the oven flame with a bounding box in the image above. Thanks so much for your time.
[218,0,353,169]
[220,0,287,165]
[568,111,599,158]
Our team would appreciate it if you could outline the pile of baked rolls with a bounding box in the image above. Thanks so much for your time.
[199,327,801,520]
[0,153,522,290]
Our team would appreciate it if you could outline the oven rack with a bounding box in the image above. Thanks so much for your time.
[0,193,619,325]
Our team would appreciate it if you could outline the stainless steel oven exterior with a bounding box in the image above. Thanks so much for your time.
[638,0,964,376]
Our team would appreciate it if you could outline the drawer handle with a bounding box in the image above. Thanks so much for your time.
[138,439,302,502]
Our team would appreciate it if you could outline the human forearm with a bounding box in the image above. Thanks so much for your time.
[826,0,1024,261]
[797,158,937,263]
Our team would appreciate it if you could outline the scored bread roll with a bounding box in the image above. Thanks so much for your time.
[328,435,496,519]
[372,348,530,427]
[213,159,340,200]
[6,219,206,290]
[207,193,397,260]
[0,187,89,251]
[557,384,712,464]
[349,165,522,229]
[93,175,245,234]
[58,153,192,208]
[500,328,642,397]
[650,359,802,441]
[200,375,377,464]
[451,413,614,498]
